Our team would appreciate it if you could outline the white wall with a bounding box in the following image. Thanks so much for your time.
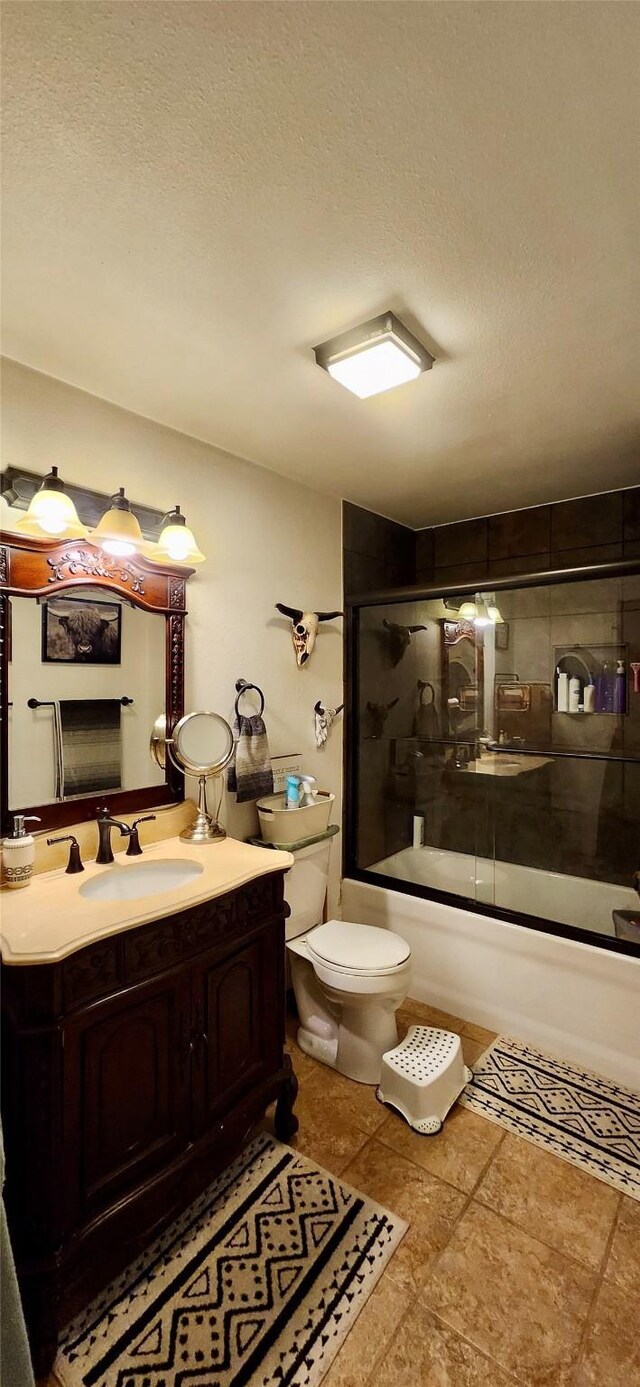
[2,358,344,912]
[342,877,640,1089]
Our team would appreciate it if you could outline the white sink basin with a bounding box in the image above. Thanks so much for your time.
[80,858,204,903]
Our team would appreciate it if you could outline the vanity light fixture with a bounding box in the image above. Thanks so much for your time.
[314,312,435,400]
[152,505,205,565]
[451,594,504,627]
[92,487,144,557]
[14,467,89,540]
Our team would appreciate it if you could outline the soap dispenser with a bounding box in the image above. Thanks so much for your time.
[2,815,41,889]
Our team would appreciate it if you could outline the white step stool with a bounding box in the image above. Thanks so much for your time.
[377,1025,472,1134]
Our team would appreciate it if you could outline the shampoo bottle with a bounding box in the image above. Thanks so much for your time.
[1,815,41,889]
[583,679,596,714]
[614,660,627,715]
[600,662,614,714]
[557,670,569,712]
[569,676,581,713]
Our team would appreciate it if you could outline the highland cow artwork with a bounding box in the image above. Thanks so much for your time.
[42,597,122,665]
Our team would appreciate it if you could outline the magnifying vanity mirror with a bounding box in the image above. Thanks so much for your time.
[0,532,195,834]
[150,711,234,843]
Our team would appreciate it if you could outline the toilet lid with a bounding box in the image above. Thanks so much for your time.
[306,919,410,973]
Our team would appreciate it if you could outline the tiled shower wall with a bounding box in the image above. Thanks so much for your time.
[344,486,640,596]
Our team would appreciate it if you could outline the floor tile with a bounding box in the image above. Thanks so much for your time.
[285,1034,320,1084]
[289,1086,371,1175]
[343,1138,466,1293]
[422,1201,596,1385]
[377,1103,504,1193]
[371,1302,518,1387]
[475,1132,620,1270]
[298,1065,388,1138]
[573,1278,640,1386]
[400,998,465,1034]
[322,1270,409,1387]
[462,1022,497,1047]
[604,1195,640,1294]
[461,1035,489,1069]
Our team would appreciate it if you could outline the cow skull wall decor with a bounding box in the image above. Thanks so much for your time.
[276,604,342,667]
[382,619,428,668]
[314,700,344,748]
[365,697,399,739]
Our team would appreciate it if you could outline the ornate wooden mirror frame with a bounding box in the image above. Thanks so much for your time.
[0,534,195,833]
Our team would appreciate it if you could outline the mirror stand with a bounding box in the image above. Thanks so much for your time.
[181,773,226,844]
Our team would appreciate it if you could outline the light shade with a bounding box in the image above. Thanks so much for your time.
[15,467,88,539]
[152,506,205,565]
[92,487,144,557]
[314,312,434,399]
[458,600,478,621]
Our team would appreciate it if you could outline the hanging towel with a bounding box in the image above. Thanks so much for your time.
[228,713,274,804]
[59,699,122,797]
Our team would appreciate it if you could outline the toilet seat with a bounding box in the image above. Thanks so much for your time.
[305,919,411,977]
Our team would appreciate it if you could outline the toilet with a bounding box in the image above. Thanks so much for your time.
[284,837,412,1084]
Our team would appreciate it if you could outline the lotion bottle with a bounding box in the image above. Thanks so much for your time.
[1,815,41,889]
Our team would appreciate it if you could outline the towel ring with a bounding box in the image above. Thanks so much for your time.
[234,679,265,718]
[417,680,435,705]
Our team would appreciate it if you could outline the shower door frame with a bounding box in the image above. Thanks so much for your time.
[344,557,640,959]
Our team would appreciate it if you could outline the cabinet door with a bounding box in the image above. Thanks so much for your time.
[191,924,283,1136]
[64,967,191,1224]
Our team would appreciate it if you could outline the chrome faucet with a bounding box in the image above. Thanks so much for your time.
[96,809,156,864]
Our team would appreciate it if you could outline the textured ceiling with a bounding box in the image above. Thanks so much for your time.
[2,1,639,526]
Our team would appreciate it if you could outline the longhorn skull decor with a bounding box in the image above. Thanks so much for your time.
[382,619,428,668]
[314,700,344,748]
[365,697,399,739]
[276,603,342,667]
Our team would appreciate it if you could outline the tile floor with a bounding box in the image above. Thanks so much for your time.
[279,998,640,1387]
[41,998,639,1386]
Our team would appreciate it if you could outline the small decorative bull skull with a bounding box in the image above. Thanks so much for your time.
[365,697,399,739]
[276,603,342,668]
[382,619,427,668]
[314,700,344,748]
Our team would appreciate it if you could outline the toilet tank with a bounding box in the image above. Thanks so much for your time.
[284,839,334,940]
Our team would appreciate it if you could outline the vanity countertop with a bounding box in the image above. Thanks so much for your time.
[453,751,553,778]
[0,836,294,966]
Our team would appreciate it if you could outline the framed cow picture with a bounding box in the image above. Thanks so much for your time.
[41,597,122,665]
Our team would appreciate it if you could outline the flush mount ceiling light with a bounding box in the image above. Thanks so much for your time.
[314,312,434,399]
[14,466,88,540]
[92,487,144,557]
[152,506,205,565]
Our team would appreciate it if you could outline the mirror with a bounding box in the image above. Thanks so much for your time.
[8,589,166,810]
[1,533,191,834]
[173,712,234,775]
[150,710,234,844]
[442,619,483,737]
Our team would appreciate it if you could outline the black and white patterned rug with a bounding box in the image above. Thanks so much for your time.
[54,1133,406,1387]
[459,1035,640,1200]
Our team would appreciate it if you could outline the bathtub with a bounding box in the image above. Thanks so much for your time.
[371,845,639,938]
[341,860,640,1089]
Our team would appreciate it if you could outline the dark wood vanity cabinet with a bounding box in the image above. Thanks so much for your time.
[0,869,298,1378]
